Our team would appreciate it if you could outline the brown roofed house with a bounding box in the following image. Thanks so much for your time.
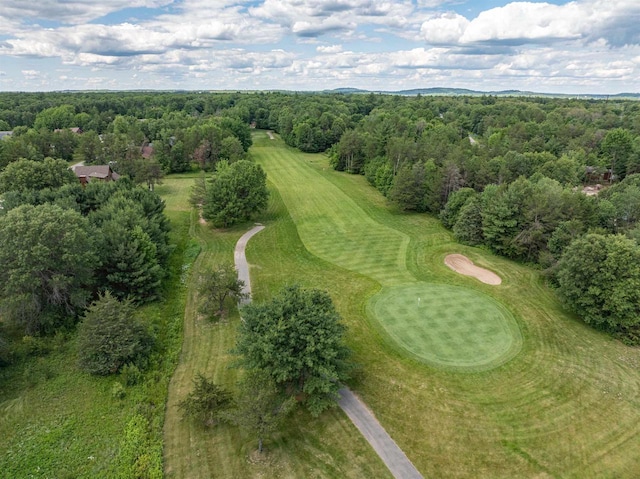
[73,165,120,186]
[54,127,83,134]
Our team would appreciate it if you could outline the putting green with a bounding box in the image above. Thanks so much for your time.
[368,283,522,370]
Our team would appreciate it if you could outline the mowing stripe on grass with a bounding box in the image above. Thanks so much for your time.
[368,283,521,370]
[254,139,522,371]
[257,145,413,285]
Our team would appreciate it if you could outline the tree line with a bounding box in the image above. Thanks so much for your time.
[2,90,639,344]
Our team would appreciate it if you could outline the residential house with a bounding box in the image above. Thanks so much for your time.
[72,165,120,186]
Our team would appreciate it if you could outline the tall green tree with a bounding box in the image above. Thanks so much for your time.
[453,195,484,245]
[557,233,640,340]
[0,204,96,333]
[0,158,77,194]
[601,128,635,180]
[179,374,233,427]
[388,161,426,212]
[90,196,165,302]
[235,285,352,416]
[33,105,76,130]
[202,160,268,228]
[440,187,476,229]
[198,263,246,319]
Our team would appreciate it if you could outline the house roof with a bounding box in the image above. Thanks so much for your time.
[73,165,113,179]
[141,144,154,159]
[54,127,83,134]
[0,131,13,140]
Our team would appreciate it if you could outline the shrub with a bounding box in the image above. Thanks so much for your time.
[77,292,153,375]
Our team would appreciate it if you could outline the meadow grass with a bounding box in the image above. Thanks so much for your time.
[0,199,191,478]
[246,131,640,478]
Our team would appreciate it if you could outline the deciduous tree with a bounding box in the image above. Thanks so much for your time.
[235,285,351,416]
[0,204,95,334]
[230,371,296,453]
[557,233,640,341]
[198,263,246,319]
[202,160,268,228]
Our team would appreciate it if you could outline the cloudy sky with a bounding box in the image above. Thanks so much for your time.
[0,0,638,93]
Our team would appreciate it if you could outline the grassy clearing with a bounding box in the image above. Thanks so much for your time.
[158,173,391,479]
[250,131,640,478]
[369,283,521,369]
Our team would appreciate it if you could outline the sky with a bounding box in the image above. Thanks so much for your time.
[0,0,638,94]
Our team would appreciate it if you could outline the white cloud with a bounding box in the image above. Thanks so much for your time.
[21,69,43,80]
[0,1,172,24]
[419,1,640,47]
[0,0,639,93]
[292,19,355,37]
[420,13,469,45]
[317,45,344,53]
[250,0,417,36]
[460,2,586,44]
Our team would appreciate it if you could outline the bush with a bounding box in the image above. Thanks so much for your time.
[77,292,153,375]
[179,373,233,427]
[111,381,126,400]
[121,363,144,386]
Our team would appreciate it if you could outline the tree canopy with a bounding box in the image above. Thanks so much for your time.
[0,204,96,334]
[0,157,77,194]
[197,263,246,319]
[202,160,268,228]
[77,292,152,375]
[556,233,640,340]
[235,285,351,416]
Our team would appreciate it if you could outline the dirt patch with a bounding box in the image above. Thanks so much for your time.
[198,207,207,225]
[444,254,502,285]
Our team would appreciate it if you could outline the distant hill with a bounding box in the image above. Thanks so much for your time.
[324,87,640,100]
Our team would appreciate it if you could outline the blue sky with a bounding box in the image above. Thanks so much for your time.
[0,0,638,93]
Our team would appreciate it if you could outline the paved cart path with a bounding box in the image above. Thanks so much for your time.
[234,224,423,479]
[338,388,423,479]
[234,224,264,304]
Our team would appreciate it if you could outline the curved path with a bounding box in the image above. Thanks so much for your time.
[234,224,423,479]
[234,224,265,304]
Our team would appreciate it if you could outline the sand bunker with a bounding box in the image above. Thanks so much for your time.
[444,254,502,285]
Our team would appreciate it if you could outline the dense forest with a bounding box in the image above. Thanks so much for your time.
[0,90,639,348]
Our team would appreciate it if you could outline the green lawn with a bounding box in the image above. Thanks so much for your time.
[369,283,521,369]
[257,133,521,370]
[245,131,640,478]
[157,175,391,479]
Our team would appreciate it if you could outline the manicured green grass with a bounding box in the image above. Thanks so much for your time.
[369,283,521,369]
[261,141,412,285]
[248,131,640,478]
[256,134,521,369]
[157,173,392,479]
